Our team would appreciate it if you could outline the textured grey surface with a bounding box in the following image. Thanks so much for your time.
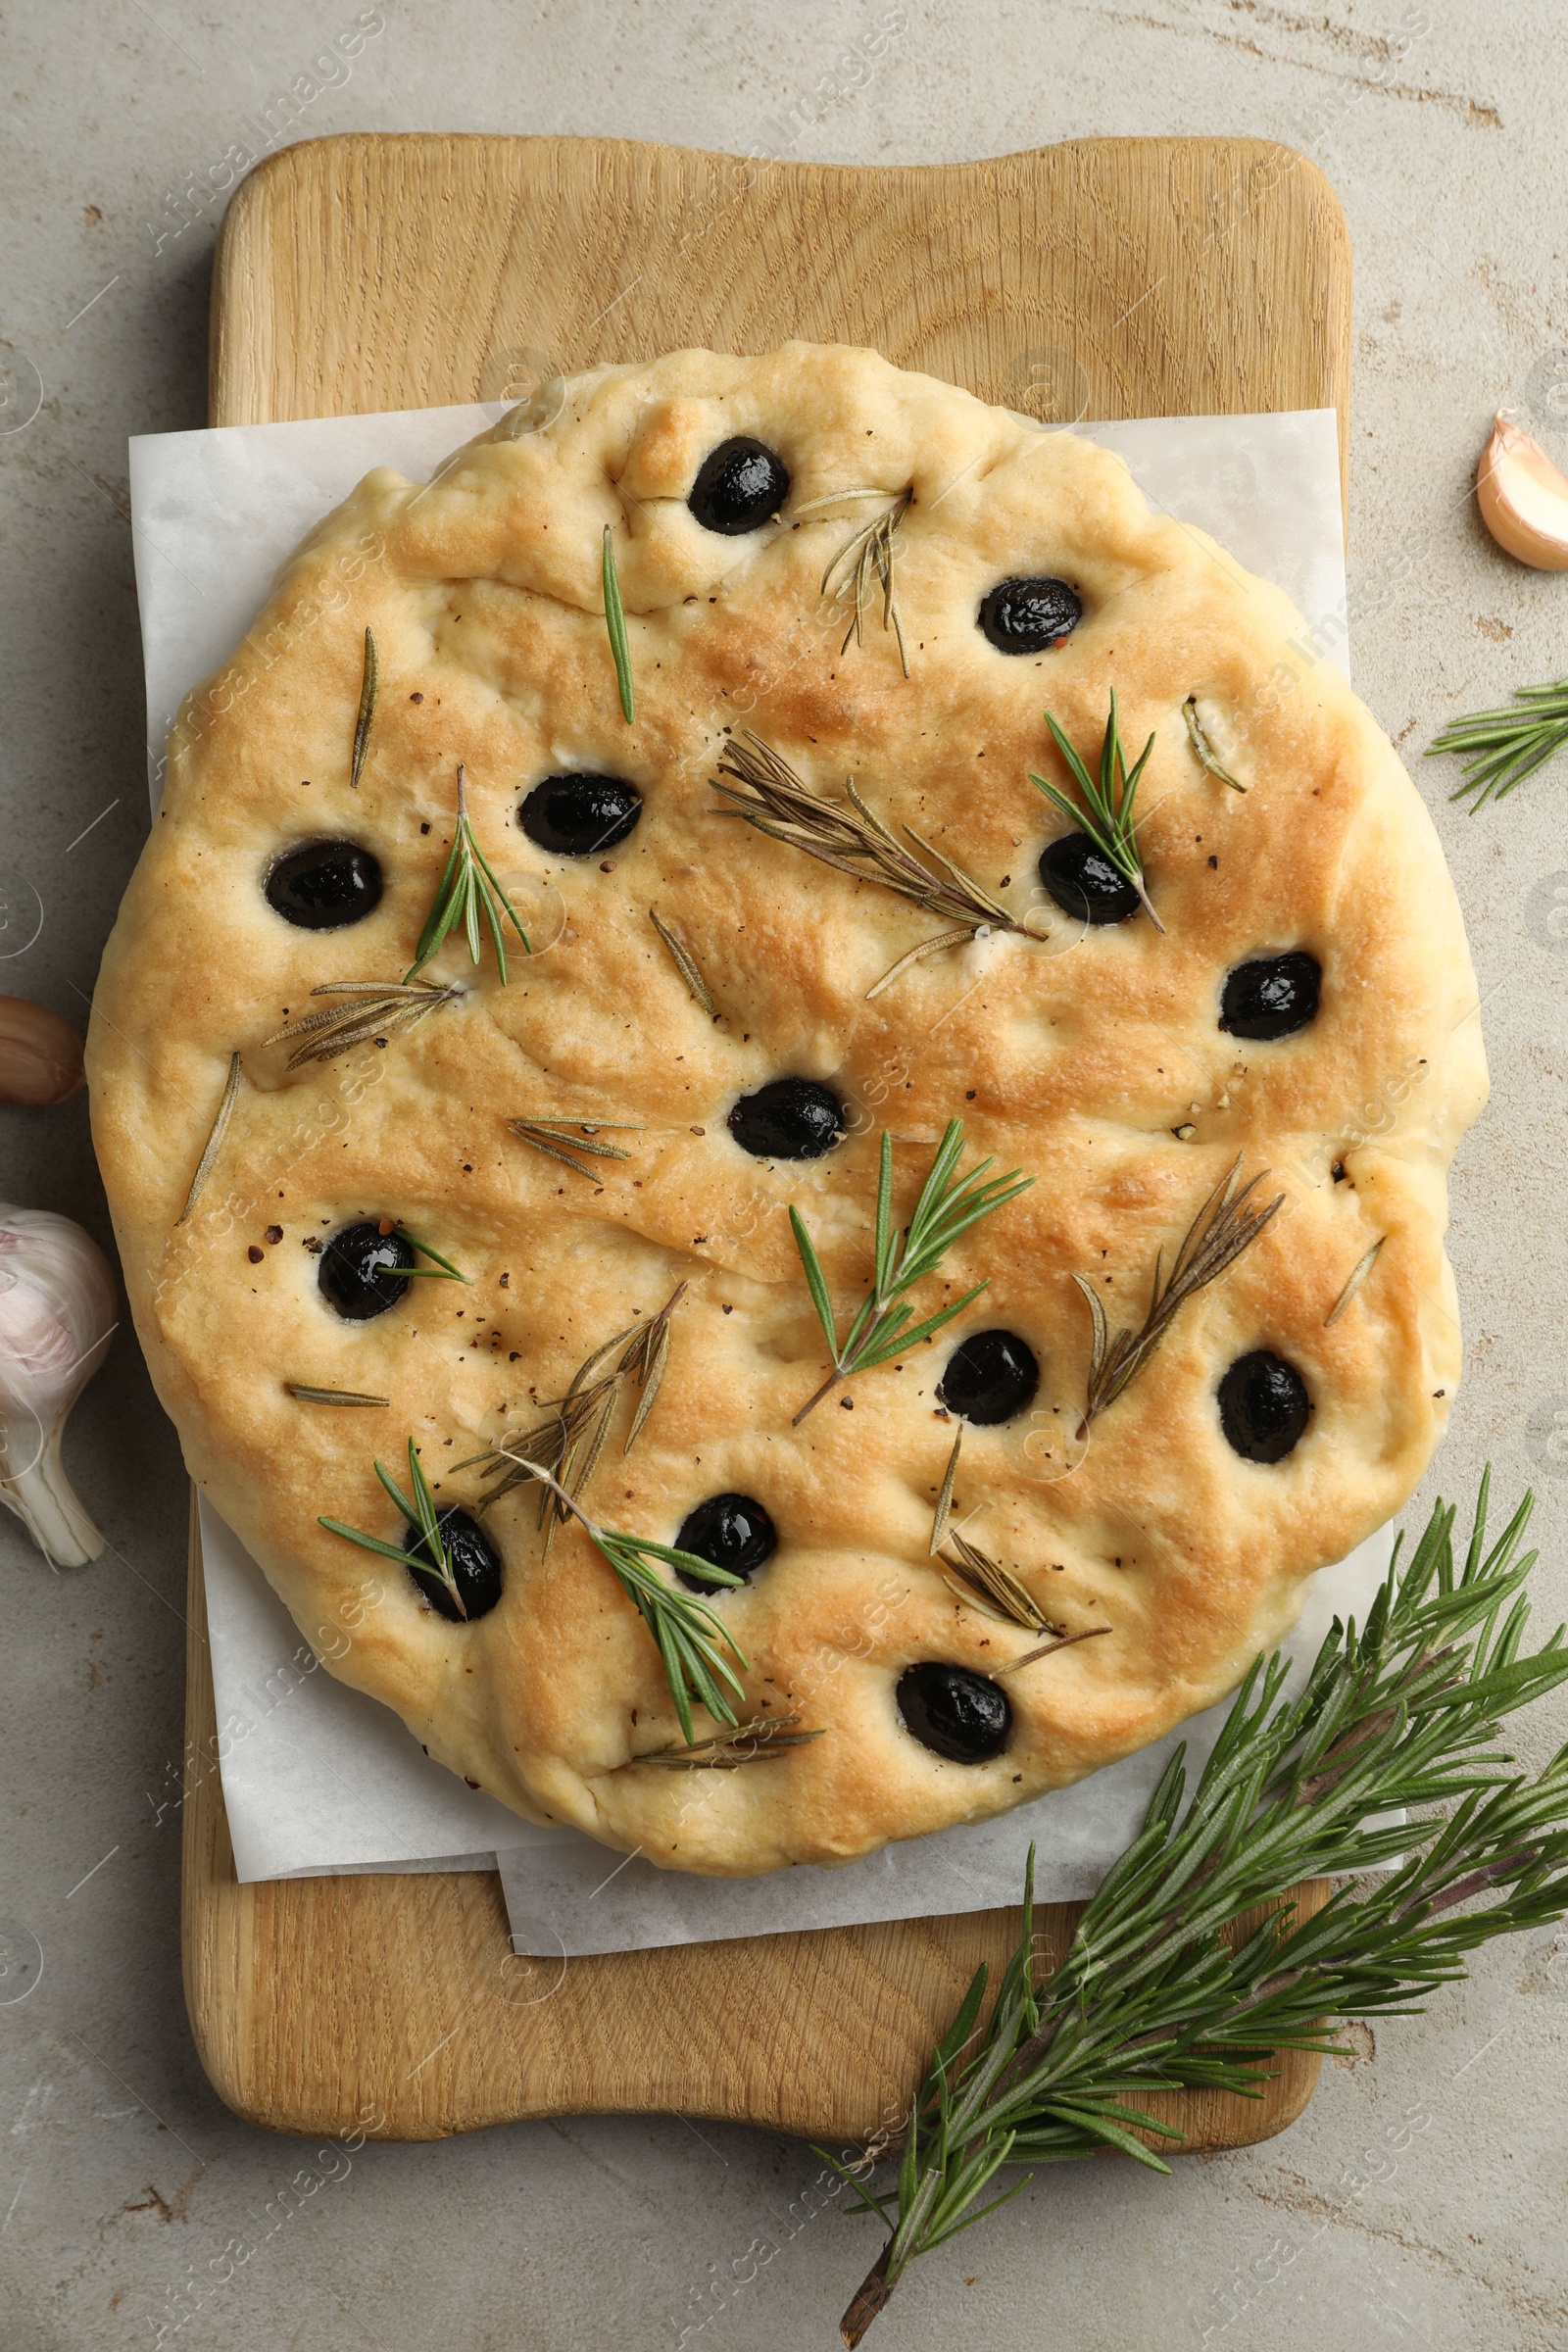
[2,3,1566,2346]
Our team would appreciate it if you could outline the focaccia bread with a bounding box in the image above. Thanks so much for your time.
[87,345,1486,1876]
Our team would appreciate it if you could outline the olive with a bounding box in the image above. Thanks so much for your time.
[1219,952,1321,1041]
[402,1506,503,1622]
[1037,832,1141,924]
[977,575,1082,655]
[897,1663,1011,1762]
[1218,1350,1311,1463]
[938,1329,1040,1425]
[518,773,642,858]
[727,1077,845,1160]
[688,436,791,535]
[318,1221,416,1321]
[672,1493,777,1593]
[265,839,382,929]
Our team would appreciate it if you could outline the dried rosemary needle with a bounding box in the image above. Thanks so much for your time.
[176,1051,242,1224]
[635,1715,824,1769]
[350,625,377,790]
[507,1117,642,1181]
[814,486,912,674]
[1182,695,1244,792]
[649,907,714,1014]
[264,978,461,1068]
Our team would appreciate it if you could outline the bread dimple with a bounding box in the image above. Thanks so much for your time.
[87,343,1485,1877]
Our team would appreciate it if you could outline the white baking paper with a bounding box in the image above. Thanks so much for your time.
[127,396,1362,1934]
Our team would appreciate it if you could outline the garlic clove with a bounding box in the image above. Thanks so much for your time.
[0,996,85,1105]
[1476,414,1568,570]
[0,1203,117,1568]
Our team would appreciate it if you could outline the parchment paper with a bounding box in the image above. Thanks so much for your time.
[127,397,1369,1944]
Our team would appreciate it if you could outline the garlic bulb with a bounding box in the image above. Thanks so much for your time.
[0,1204,116,1567]
[1476,414,1568,570]
[0,995,85,1105]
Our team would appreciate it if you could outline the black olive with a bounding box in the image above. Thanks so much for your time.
[938,1329,1040,1425]
[402,1507,503,1622]
[318,1221,416,1321]
[672,1493,777,1593]
[688,436,791,535]
[897,1664,1011,1763]
[728,1077,845,1160]
[265,839,382,929]
[1218,1350,1311,1463]
[518,773,642,858]
[1219,952,1322,1041]
[977,575,1082,655]
[1038,832,1141,924]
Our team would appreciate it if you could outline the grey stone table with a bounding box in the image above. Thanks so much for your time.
[2,4,1564,2346]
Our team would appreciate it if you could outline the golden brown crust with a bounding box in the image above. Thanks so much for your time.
[87,345,1485,1876]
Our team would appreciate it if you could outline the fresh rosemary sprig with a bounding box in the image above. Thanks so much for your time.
[1074,1154,1282,1435]
[823,1472,1568,2344]
[789,1120,1033,1424]
[816,487,912,675]
[1426,673,1568,807]
[471,1283,685,1544]
[507,1116,641,1181]
[264,978,461,1067]
[350,625,377,790]
[1182,694,1244,792]
[406,764,531,984]
[177,1051,242,1224]
[634,1714,824,1769]
[1032,690,1163,930]
[713,733,1029,998]
[320,1439,470,1618]
[649,906,715,1014]
[491,1449,747,1743]
[602,525,635,722]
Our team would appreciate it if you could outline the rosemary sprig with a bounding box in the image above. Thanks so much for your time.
[1426,674,1568,807]
[822,1472,1568,2344]
[470,1284,685,1544]
[492,1450,747,1744]
[507,1116,641,1181]
[649,906,714,1014]
[285,1383,390,1407]
[177,1051,242,1224]
[263,978,461,1067]
[320,1439,469,1618]
[789,1121,1033,1424]
[1032,690,1163,930]
[1182,695,1244,792]
[1074,1154,1282,1435]
[350,625,377,790]
[713,733,1028,997]
[406,764,531,984]
[931,1430,1112,1669]
[602,525,634,722]
[817,487,912,675]
[394,1225,468,1282]
[634,1714,824,1769]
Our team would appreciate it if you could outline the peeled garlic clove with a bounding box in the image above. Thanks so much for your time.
[1476,414,1568,570]
[0,1203,116,1568]
[0,996,85,1106]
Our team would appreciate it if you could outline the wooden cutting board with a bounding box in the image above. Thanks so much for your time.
[186,132,1350,2142]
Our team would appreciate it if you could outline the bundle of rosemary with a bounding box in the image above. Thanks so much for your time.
[821,1473,1568,2344]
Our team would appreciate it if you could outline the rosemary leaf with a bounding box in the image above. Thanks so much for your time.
[177,1051,242,1224]
[350,625,377,790]
[407,764,531,984]
[1182,695,1244,792]
[1032,690,1163,931]
[507,1116,641,1180]
[395,1225,469,1282]
[818,487,912,675]
[1074,1154,1282,1434]
[603,525,635,722]
[320,1438,467,1617]
[821,1472,1568,2343]
[264,978,461,1067]
[635,1714,824,1768]
[940,1533,1057,1634]
[1325,1236,1385,1328]
[790,1121,1033,1423]
[929,1427,962,1555]
[650,906,715,1014]
[285,1383,390,1407]
[994,1624,1113,1677]
[1426,674,1568,807]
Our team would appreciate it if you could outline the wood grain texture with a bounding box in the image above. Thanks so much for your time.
[187,131,1348,2142]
